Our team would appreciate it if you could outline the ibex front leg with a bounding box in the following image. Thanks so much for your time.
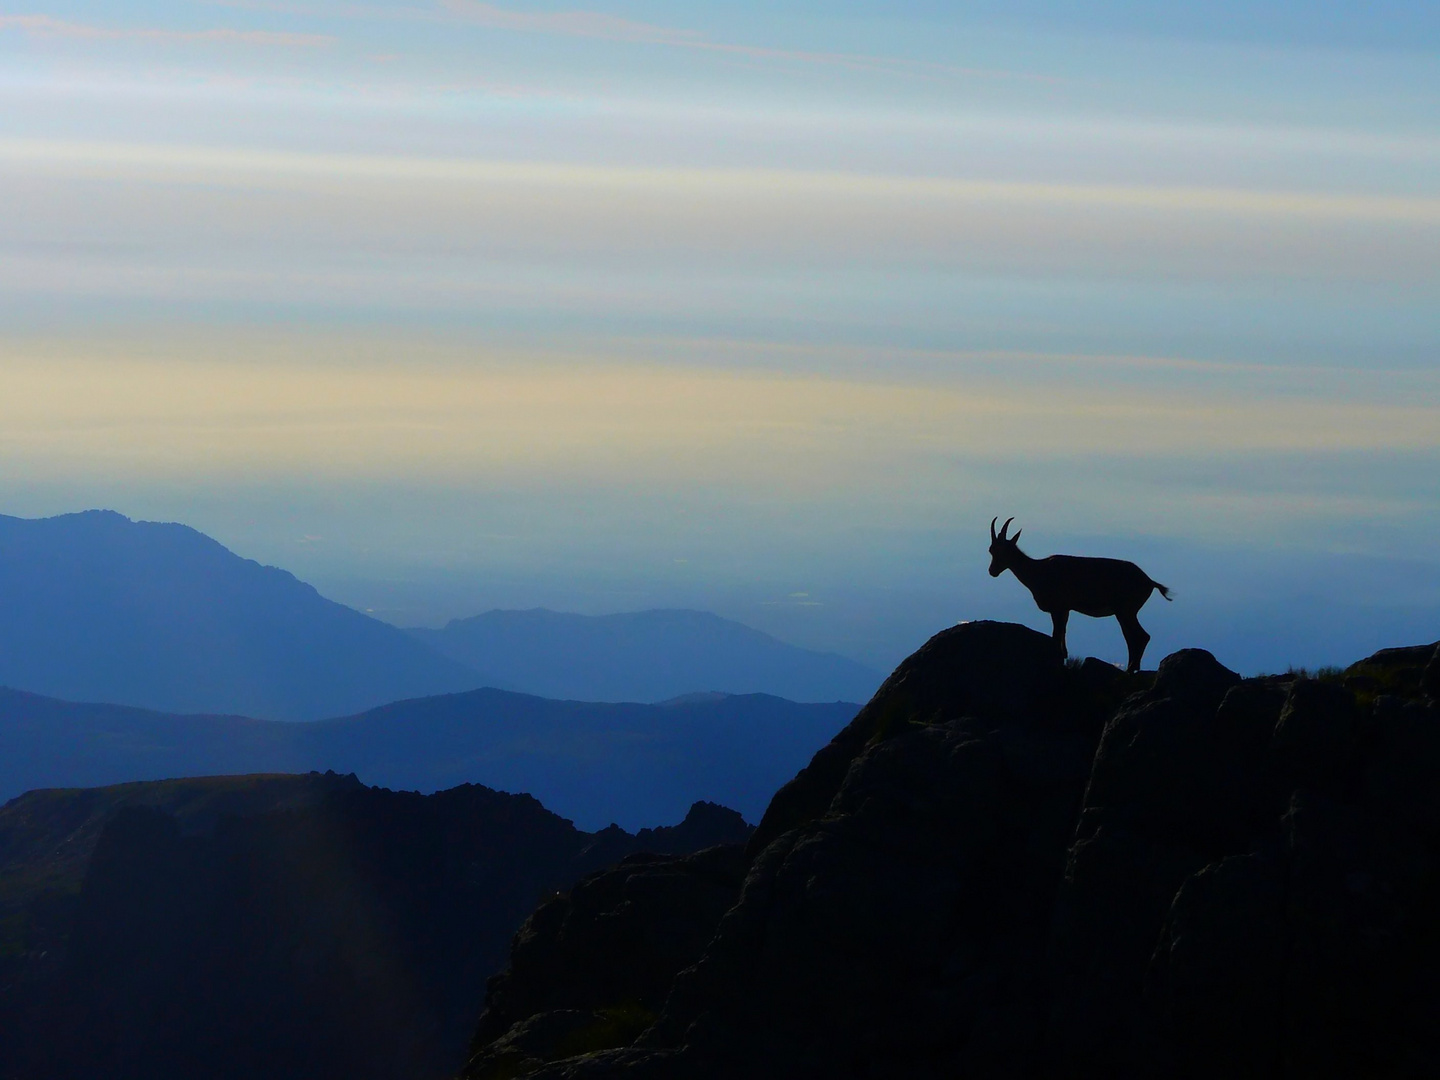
[1117,610,1150,674]
[1050,609,1070,660]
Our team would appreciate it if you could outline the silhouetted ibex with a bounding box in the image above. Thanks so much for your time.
[988,517,1171,673]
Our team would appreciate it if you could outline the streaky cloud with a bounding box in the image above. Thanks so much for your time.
[0,12,333,46]
[437,0,1051,82]
[3,136,1435,226]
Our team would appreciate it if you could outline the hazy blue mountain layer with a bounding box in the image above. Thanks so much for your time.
[0,510,481,720]
[0,511,878,718]
[409,608,882,704]
[0,686,857,829]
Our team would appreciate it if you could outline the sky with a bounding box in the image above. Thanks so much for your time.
[0,1,1437,673]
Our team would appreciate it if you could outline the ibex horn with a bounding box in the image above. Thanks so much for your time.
[999,517,1014,540]
[990,516,998,541]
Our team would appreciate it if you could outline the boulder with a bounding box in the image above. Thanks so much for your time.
[652,709,1097,1079]
[1043,806,1208,1074]
[1272,678,1361,793]
[1144,854,1287,1079]
[1151,649,1242,715]
[465,845,748,1079]
[1345,640,1440,701]
[1029,652,1268,1073]
[1279,791,1440,1076]
[1078,651,1261,855]
[746,621,1064,857]
[1364,695,1440,835]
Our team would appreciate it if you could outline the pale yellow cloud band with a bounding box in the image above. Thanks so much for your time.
[1,349,1435,489]
[1,138,1436,225]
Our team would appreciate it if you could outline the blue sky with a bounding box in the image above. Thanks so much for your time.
[0,1,1436,672]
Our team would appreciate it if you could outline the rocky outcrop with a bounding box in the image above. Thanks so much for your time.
[465,845,749,1080]
[464,624,1440,1078]
[1424,643,1440,701]
[744,621,1074,857]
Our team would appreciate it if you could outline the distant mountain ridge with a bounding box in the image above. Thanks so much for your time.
[0,684,857,829]
[409,608,881,704]
[0,511,878,718]
[0,510,480,720]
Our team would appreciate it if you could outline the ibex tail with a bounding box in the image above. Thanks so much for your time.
[1151,579,1173,602]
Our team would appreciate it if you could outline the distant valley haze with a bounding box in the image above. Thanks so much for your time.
[410,607,879,705]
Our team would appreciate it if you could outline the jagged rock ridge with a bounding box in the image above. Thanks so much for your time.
[0,777,751,1080]
[464,621,1440,1079]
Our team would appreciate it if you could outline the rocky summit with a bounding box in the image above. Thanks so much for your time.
[463,621,1440,1079]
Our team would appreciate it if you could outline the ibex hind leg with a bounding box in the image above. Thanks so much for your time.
[1117,611,1150,674]
[1050,609,1070,659]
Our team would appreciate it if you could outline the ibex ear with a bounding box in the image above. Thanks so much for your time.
[1011,529,1021,543]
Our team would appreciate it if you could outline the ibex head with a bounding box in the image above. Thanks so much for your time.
[988,516,1022,577]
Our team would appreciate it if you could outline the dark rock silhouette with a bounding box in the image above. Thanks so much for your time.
[0,777,749,1080]
[744,618,1069,858]
[464,623,1440,1079]
[0,772,361,1074]
[466,845,750,1080]
[988,516,1171,672]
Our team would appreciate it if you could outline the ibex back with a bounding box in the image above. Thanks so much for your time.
[987,517,1171,673]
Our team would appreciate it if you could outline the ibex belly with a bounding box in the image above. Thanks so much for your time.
[1040,556,1152,616]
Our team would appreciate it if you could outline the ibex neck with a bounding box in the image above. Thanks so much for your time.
[1006,546,1042,587]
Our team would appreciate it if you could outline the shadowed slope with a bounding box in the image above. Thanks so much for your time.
[0,775,750,1080]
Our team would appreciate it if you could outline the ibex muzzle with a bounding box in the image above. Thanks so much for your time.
[988,517,1171,673]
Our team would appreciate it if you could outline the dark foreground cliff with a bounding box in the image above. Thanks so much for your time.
[0,777,749,1080]
[464,621,1440,1079]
